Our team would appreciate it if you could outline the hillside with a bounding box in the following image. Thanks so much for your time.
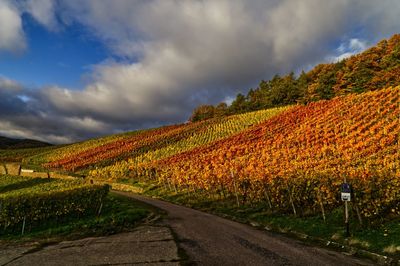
[32,86,398,222]
[0,136,51,149]
[23,86,399,223]
[190,34,400,121]
[30,107,287,171]
[98,87,398,221]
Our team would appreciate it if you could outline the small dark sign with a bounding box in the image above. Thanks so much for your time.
[341,183,351,201]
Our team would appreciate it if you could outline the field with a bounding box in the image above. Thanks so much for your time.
[76,86,399,224]
[88,107,288,179]
[0,175,109,235]
[27,107,287,172]
[143,87,399,221]
[0,175,154,242]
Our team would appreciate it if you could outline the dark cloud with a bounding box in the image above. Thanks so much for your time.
[0,0,399,143]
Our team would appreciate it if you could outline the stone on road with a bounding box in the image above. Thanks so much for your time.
[2,225,180,266]
[115,192,374,266]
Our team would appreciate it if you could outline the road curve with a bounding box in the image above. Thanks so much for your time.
[115,191,373,266]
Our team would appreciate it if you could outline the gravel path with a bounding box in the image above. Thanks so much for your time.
[115,191,374,266]
[1,226,180,266]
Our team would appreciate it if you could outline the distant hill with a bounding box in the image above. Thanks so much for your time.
[0,136,52,149]
[190,33,400,121]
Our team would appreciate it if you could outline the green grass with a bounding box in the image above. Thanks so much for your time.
[0,193,154,244]
[0,176,157,244]
[120,178,400,259]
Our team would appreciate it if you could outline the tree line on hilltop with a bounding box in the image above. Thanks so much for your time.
[190,34,400,122]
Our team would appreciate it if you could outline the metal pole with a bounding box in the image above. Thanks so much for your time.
[345,200,350,237]
[344,176,350,237]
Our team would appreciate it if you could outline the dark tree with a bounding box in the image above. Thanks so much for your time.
[189,105,215,122]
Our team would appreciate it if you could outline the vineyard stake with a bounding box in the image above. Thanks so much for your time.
[21,217,26,236]
[97,202,103,216]
[353,193,363,225]
[286,183,297,216]
[263,184,273,209]
[231,171,240,207]
[288,191,297,217]
[317,192,326,222]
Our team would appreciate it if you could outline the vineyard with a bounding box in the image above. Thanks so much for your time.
[88,107,288,179]
[37,107,287,172]
[0,175,109,234]
[99,87,399,222]
[25,129,150,166]
[16,87,399,224]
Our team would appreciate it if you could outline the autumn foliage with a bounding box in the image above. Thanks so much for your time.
[44,122,210,171]
[44,108,287,171]
[133,87,399,220]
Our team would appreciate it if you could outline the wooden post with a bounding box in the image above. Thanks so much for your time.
[21,217,26,235]
[353,193,363,226]
[288,189,297,216]
[263,183,273,209]
[173,181,178,193]
[97,202,103,216]
[317,192,326,222]
[231,171,240,207]
[167,179,172,191]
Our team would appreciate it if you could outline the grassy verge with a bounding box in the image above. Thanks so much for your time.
[119,178,400,260]
[0,193,157,245]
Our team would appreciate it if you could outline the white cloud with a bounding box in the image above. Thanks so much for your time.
[22,0,58,30]
[0,76,22,91]
[328,38,369,62]
[0,0,58,53]
[45,0,359,124]
[0,0,25,52]
[223,96,235,106]
[349,38,367,51]
[0,119,74,143]
[0,0,400,143]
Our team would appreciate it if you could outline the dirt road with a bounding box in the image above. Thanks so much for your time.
[1,226,180,266]
[115,191,374,266]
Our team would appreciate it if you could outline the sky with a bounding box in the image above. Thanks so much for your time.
[0,0,399,144]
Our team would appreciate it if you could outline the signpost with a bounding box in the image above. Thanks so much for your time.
[341,183,351,201]
[341,181,351,237]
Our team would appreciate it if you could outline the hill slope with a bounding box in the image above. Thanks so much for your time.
[31,107,288,171]
[0,136,51,149]
[126,87,399,220]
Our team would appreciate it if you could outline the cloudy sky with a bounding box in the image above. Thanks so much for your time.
[0,0,399,143]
